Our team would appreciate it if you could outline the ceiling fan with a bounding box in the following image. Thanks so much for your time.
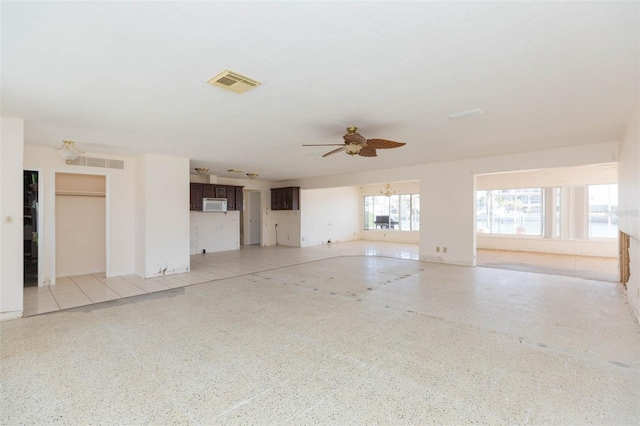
[303,127,406,158]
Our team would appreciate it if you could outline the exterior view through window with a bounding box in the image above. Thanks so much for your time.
[476,188,543,235]
[364,194,420,231]
[476,185,618,239]
[588,184,618,238]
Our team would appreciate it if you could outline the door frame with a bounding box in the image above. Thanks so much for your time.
[51,169,110,285]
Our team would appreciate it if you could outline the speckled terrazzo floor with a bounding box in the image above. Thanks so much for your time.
[3,255,639,425]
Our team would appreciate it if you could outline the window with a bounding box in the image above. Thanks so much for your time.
[364,194,420,231]
[588,184,618,238]
[476,184,618,240]
[476,188,543,235]
[554,187,561,238]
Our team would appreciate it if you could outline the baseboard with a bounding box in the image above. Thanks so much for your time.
[0,310,23,322]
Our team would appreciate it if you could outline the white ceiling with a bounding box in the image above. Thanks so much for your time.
[2,1,638,181]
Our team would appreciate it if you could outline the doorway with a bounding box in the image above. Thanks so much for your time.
[55,173,107,278]
[23,170,40,287]
[249,191,261,245]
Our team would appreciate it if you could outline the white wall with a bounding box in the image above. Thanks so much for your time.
[0,117,25,320]
[190,211,239,254]
[618,106,640,321]
[265,210,301,247]
[24,146,137,282]
[420,161,476,265]
[137,154,190,278]
[300,186,360,247]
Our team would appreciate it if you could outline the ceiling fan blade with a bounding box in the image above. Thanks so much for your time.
[322,147,345,157]
[302,143,346,147]
[343,132,367,145]
[358,147,377,157]
[366,139,406,149]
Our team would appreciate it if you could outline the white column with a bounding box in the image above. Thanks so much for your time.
[135,154,190,278]
[1,117,25,320]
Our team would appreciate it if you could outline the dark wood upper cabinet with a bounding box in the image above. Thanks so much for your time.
[215,187,226,199]
[202,185,216,199]
[235,188,244,211]
[190,183,244,211]
[226,187,236,210]
[270,187,300,210]
[190,183,203,211]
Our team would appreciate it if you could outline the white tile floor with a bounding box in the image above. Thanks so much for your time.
[7,242,638,424]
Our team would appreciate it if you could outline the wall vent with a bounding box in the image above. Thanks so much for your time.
[67,156,125,170]
[207,69,261,94]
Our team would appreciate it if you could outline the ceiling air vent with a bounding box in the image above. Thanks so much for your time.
[207,69,261,94]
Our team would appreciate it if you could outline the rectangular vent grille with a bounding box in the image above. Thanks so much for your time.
[207,69,261,94]
[86,157,106,168]
[107,159,125,169]
[67,156,125,170]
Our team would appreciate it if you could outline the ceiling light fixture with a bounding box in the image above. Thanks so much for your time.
[345,144,363,156]
[55,140,84,161]
[194,167,209,175]
[381,183,397,197]
[246,173,259,180]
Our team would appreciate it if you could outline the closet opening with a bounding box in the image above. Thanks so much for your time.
[54,173,107,280]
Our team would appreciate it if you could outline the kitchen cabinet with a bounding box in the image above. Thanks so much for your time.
[202,185,216,199]
[190,183,244,211]
[235,188,244,211]
[226,187,235,211]
[215,187,226,198]
[190,183,204,211]
[270,187,299,210]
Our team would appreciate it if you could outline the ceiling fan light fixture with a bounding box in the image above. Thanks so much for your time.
[345,144,363,155]
[55,140,84,161]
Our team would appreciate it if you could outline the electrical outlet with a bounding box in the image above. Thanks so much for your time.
[443,247,447,253]
[436,247,440,252]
